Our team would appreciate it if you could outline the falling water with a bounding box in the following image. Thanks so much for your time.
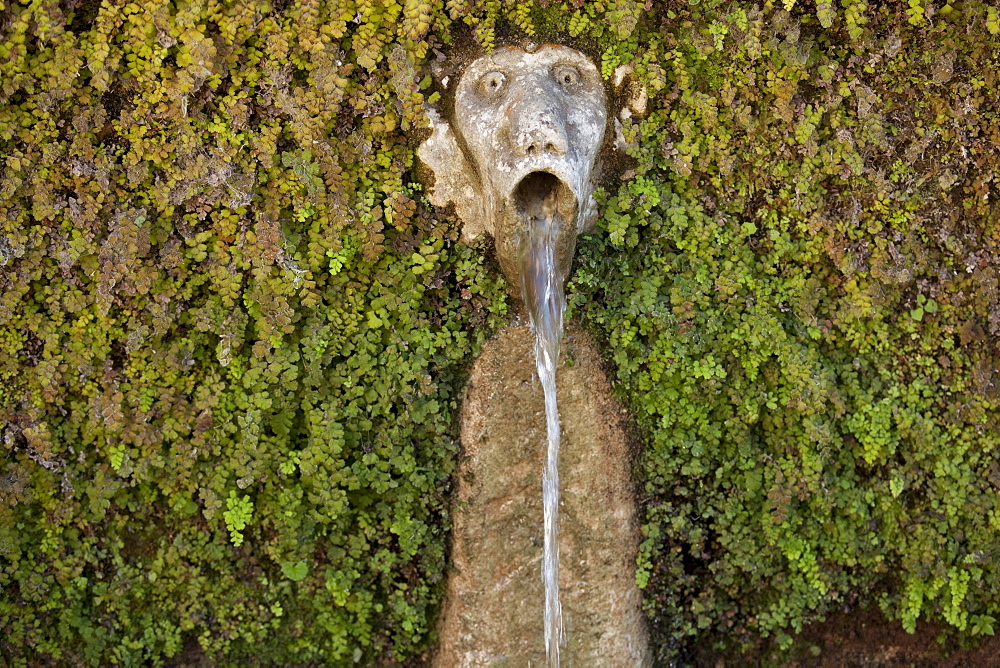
[516,173,568,667]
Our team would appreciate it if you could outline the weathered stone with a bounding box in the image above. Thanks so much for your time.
[434,323,651,667]
[417,45,607,288]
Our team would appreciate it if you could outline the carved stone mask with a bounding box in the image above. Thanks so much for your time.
[418,45,608,289]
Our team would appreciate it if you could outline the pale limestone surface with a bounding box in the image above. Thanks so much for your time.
[417,45,607,288]
[433,324,651,667]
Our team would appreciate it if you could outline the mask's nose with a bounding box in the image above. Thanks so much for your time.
[506,90,569,158]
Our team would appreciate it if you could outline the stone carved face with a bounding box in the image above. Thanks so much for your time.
[418,45,608,289]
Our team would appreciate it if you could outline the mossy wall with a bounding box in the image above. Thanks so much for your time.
[1,0,998,664]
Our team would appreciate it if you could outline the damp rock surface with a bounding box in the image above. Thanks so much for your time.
[434,323,650,667]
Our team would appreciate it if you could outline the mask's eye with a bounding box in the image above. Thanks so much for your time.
[480,71,506,97]
[553,64,581,89]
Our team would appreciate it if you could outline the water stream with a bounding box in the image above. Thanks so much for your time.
[516,173,568,667]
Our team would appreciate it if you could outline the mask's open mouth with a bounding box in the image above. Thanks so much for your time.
[512,172,577,225]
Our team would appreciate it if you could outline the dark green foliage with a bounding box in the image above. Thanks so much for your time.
[2,0,999,664]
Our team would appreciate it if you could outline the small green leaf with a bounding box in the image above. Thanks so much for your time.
[910,307,923,321]
[972,614,996,636]
[281,560,309,581]
[988,7,1000,34]
[890,474,904,498]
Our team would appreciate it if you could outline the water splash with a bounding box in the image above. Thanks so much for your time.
[516,173,568,667]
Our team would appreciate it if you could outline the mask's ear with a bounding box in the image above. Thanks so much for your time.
[611,64,649,152]
[578,193,600,235]
[418,109,487,242]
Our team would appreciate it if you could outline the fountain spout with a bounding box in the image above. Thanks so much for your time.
[418,45,607,290]
[419,44,609,668]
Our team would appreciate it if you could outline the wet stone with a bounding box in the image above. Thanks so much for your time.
[433,324,651,667]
